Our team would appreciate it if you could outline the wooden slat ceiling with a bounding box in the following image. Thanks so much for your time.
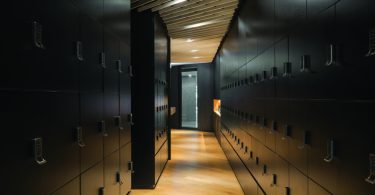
[131,0,238,63]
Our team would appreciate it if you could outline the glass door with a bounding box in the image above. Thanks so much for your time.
[181,70,198,128]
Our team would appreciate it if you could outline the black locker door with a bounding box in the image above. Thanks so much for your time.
[288,100,309,174]
[307,101,339,194]
[119,42,131,147]
[33,0,81,92]
[275,0,306,40]
[104,150,120,195]
[103,31,120,156]
[1,92,80,195]
[336,102,375,195]
[289,166,308,195]
[274,155,289,195]
[81,162,104,195]
[80,93,104,172]
[79,14,103,93]
[51,177,80,195]
[308,180,332,195]
[103,0,131,43]
[74,0,103,20]
[120,143,132,195]
[307,0,338,17]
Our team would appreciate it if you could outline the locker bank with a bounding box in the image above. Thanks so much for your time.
[1,0,375,194]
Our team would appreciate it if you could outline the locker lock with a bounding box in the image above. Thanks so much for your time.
[365,153,375,184]
[32,21,46,49]
[366,28,375,57]
[323,139,335,163]
[75,126,86,148]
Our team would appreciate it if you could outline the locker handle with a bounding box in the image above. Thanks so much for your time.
[32,21,45,49]
[270,67,278,80]
[98,120,108,137]
[365,153,375,184]
[298,131,310,150]
[281,125,292,140]
[100,52,106,68]
[326,44,338,66]
[128,65,134,77]
[270,174,277,187]
[75,126,86,148]
[300,55,311,73]
[116,172,124,185]
[285,187,291,195]
[128,113,134,125]
[283,62,292,77]
[269,120,277,134]
[114,116,124,130]
[33,137,47,165]
[324,139,335,163]
[128,161,135,173]
[99,187,105,195]
[365,29,375,57]
[76,41,84,61]
[261,71,268,82]
[262,164,268,175]
[117,60,123,73]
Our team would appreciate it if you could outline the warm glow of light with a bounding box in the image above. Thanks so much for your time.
[193,56,202,59]
[184,20,219,29]
[191,49,199,53]
[186,39,194,42]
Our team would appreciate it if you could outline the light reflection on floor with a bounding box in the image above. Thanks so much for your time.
[131,130,244,195]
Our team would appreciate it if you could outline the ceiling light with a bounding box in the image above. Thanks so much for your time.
[191,50,199,53]
[186,39,194,43]
[188,74,192,78]
[193,56,202,59]
[173,0,187,5]
[184,20,219,29]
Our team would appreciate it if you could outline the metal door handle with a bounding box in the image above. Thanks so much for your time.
[99,187,105,195]
[98,120,108,137]
[128,65,134,77]
[270,67,278,80]
[76,126,86,148]
[116,172,124,185]
[262,164,268,175]
[298,131,310,150]
[128,113,134,125]
[365,153,375,184]
[300,55,311,73]
[128,161,135,173]
[117,60,123,73]
[324,139,335,162]
[366,29,375,57]
[114,116,124,130]
[283,62,292,77]
[76,41,84,61]
[281,125,292,140]
[32,21,45,49]
[285,187,291,195]
[270,174,277,187]
[326,44,337,66]
[33,137,47,165]
[100,52,106,68]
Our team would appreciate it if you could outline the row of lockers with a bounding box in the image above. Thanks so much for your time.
[2,0,131,93]
[218,103,375,195]
[218,0,375,101]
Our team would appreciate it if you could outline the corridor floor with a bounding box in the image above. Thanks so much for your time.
[131,130,244,195]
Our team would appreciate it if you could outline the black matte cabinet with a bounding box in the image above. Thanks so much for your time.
[131,10,170,189]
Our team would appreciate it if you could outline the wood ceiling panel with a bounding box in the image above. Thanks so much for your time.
[132,0,238,63]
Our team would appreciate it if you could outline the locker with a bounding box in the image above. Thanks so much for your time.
[258,147,276,195]
[74,0,103,20]
[104,150,120,195]
[275,100,289,160]
[336,102,375,195]
[288,100,309,174]
[307,101,339,194]
[103,0,131,43]
[307,0,338,17]
[81,162,104,195]
[1,92,80,195]
[120,143,132,195]
[79,14,103,93]
[308,180,332,195]
[120,42,131,147]
[274,38,289,99]
[275,0,306,40]
[265,99,276,151]
[274,155,289,195]
[51,177,80,195]
[104,30,120,94]
[103,94,120,156]
[34,0,81,91]
[289,166,308,195]
[80,93,104,172]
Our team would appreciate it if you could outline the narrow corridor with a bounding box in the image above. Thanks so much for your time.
[132,130,244,195]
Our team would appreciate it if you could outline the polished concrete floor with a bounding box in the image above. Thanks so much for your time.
[132,130,244,195]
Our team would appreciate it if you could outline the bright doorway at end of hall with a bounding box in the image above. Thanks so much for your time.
[181,70,198,129]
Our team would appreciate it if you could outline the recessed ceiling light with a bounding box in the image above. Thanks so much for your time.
[184,20,220,29]
[186,39,194,42]
[188,74,192,78]
[191,49,199,53]
[193,56,202,59]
